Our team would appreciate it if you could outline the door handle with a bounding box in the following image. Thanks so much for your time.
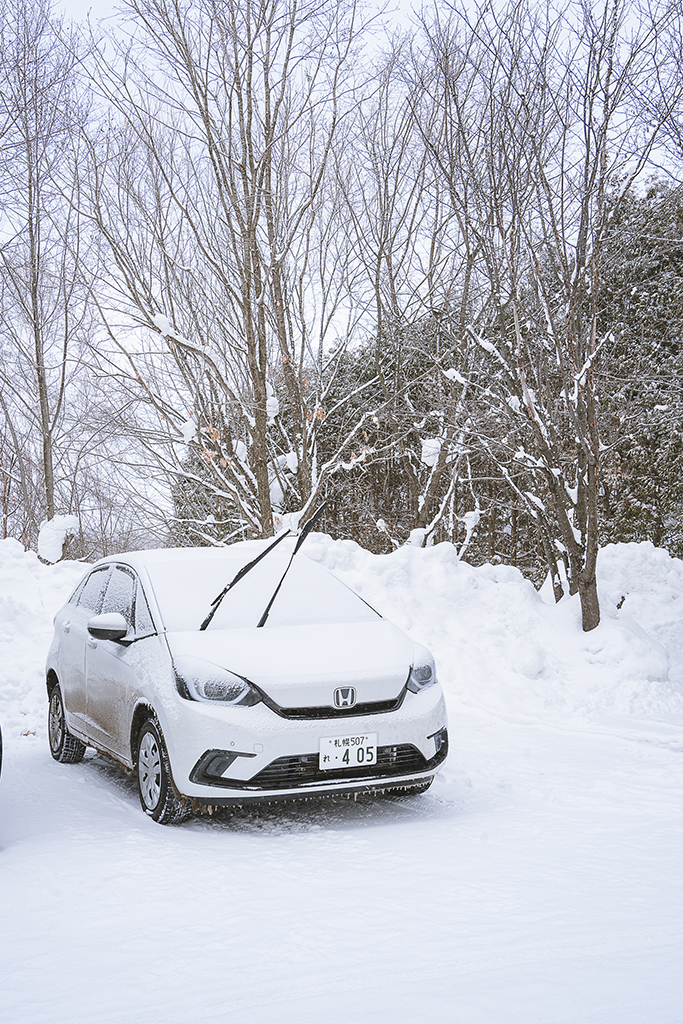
[63,621,71,633]
[87,639,97,649]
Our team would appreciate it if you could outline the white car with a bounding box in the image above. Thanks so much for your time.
[46,537,448,824]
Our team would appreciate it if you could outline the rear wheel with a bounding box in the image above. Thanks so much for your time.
[137,719,189,825]
[48,684,85,763]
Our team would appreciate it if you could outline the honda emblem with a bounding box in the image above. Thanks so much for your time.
[333,686,356,708]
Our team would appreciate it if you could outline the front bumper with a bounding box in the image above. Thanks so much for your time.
[162,684,447,805]
[191,732,447,789]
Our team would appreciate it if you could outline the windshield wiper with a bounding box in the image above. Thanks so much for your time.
[199,528,292,631]
[256,502,327,628]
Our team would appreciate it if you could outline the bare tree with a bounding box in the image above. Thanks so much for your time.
[79,0,377,542]
[332,42,485,547]
[0,0,93,544]
[411,0,682,628]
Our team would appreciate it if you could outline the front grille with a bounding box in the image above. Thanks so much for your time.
[198,738,448,791]
[267,690,407,720]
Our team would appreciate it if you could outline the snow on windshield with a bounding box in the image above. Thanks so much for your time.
[144,550,379,632]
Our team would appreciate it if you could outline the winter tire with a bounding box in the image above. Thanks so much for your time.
[137,718,189,825]
[48,684,86,763]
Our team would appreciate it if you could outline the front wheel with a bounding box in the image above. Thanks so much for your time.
[137,719,189,825]
[48,685,85,763]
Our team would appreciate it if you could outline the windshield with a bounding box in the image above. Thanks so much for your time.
[144,551,379,633]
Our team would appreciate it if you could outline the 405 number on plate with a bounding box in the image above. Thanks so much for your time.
[319,733,378,770]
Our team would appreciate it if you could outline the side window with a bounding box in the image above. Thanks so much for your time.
[134,586,155,635]
[78,568,111,613]
[101,566,136,627]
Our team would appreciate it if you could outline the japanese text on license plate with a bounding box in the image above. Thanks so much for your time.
[319,733,378,770]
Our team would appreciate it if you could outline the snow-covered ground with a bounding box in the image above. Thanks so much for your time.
[1,536,682,1023]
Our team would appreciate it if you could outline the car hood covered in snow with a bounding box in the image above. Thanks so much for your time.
[166,619,426,708]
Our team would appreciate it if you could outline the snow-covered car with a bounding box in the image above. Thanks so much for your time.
[45,536,448,823]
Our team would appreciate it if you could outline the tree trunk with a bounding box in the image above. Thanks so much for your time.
[579,573,600,632]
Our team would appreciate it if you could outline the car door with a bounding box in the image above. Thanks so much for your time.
[59,566,112,731]
[85,564,140,760]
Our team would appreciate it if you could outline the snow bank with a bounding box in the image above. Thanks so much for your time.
[305,536,683,720]
[0,539,84,740]
[1,535,682,746]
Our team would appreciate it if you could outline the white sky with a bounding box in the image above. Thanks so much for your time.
[56,0,422,28]
[57,0,118,22]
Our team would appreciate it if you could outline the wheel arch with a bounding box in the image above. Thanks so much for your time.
[46,668,59,698]
[130,702,156,764]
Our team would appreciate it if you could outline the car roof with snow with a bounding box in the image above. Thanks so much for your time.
[93,542,380,633]
[93,541,273,571]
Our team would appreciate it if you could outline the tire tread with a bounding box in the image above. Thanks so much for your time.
[48,686,86,764]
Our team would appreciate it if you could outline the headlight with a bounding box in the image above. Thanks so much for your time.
[174,656,262,706]
[408,659,437,693]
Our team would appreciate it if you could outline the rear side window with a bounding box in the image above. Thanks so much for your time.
[78,567,111,613]
[102,566,136,626]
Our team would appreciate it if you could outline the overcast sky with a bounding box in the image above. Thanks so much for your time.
[56,0,420,30]
[56,0,118,24]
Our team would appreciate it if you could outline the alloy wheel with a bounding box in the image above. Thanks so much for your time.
[138,729,162,810]
[48,690,64,754]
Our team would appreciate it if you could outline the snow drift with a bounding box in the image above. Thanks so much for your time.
[0,539,84,741]
[306,536,683,719]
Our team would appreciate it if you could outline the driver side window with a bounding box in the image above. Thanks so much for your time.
[77,567,111,613]
[101,566,136,627]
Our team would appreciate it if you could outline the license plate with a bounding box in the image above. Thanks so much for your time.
[319,733,378,770]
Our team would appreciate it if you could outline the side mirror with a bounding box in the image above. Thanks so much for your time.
[87,612,129,642]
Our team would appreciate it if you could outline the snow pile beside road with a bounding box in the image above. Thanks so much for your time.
[0,539,84,741]
[306,535,683,720]
[597,540,683,680]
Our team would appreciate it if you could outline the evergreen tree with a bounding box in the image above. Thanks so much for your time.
[599,184,683,556]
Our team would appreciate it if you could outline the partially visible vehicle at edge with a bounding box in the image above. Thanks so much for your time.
[46,539,448,824]
[0,723,3,779]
